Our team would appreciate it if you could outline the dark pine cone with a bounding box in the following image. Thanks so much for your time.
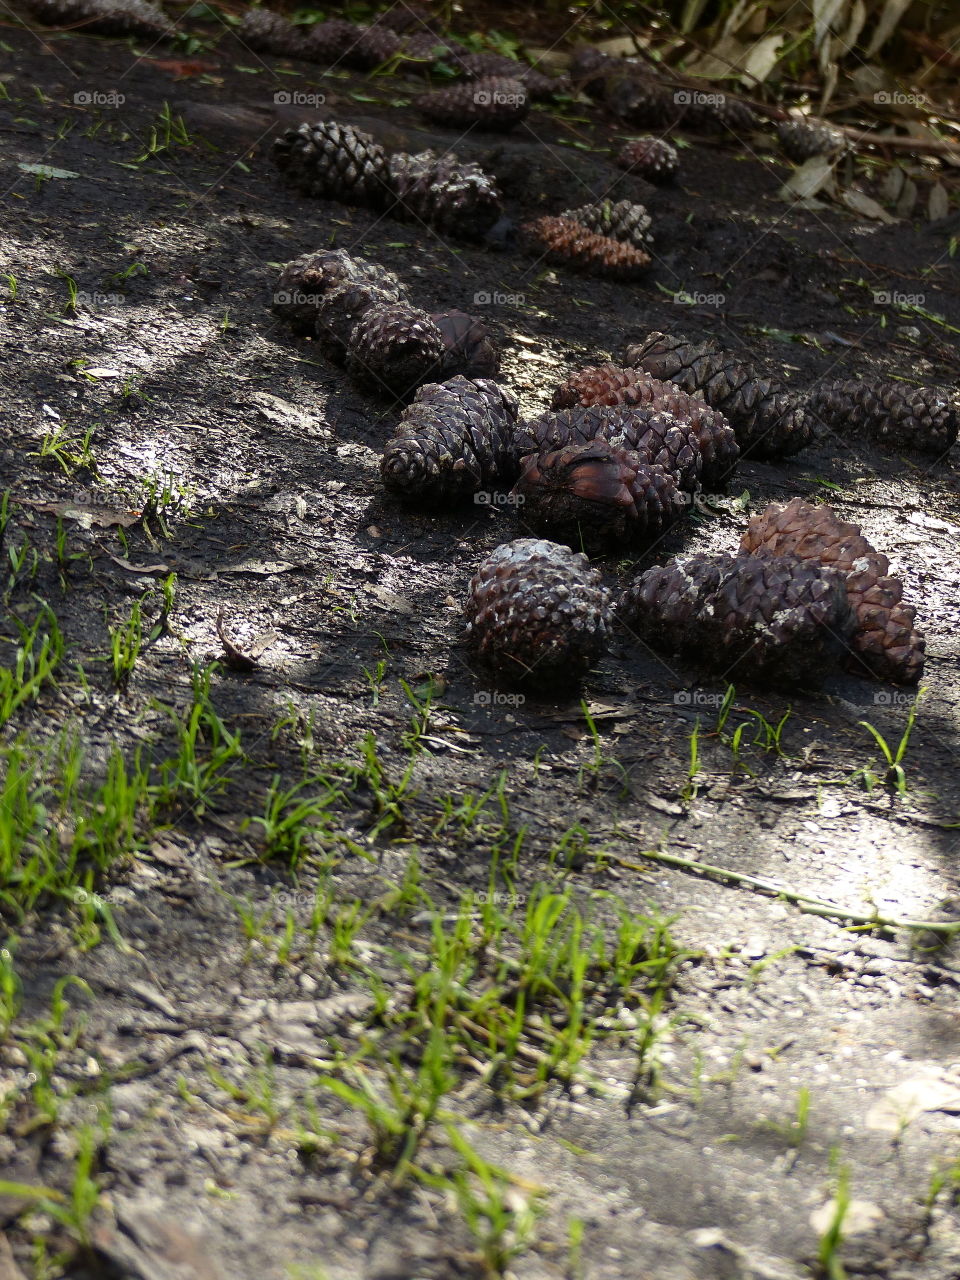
[430,310,500,378]
[237,7,302,55]
[513,441,686,549]
[617,552,855,687]
[603,73,759,135]
[346,302,445,398]
[381,375,520,503]
[301,19,362,65]
[777,118,847,164]
[23,0,172,36]
[515,403,701,494]
[387,150,503,240]
[740,498,925,684]
[550,364,739,489]
[371,3,439,33]
[273,121,392,207]
[616,137,678,184]
[464,538,612,688]
[626,331,812,460]
[806,378,959,456]
[341,23,404,69]
[452,51,566,99]
[569,46,623,94]
[417,77,530,130]
[316,280,403,362]
[558,199,653,249]
[274,249,402,333]
[521,216,650,279]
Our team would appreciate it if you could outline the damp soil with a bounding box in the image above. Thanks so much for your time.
[2,13,960,1280]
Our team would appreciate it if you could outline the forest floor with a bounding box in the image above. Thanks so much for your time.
[2,9,960,1280]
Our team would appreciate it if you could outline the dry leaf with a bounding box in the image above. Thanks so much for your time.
[742,32,785,84]
[928,182,950,221]
[865,1073,960,1132]
[215,609,278,671]
[810,1198,883,1236]
[780,155,837,201]
[865,0,913,56]
[14,497,141,529]
[840,188,897,223]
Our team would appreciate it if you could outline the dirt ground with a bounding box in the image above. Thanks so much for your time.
[2,8,960,1280]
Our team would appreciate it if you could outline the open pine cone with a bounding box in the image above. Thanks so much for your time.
[345,302,445,398]
[615,137,678,183]
[521,216,650,278]
[388,150,503,240]
[315,280,404,362]
[558,200,653,249]
[740,498,925,684]
[805,378,959,456]
[417,77,530,130]
[273,249,402,333]
[272,120,392,206]
[465,539,612,688]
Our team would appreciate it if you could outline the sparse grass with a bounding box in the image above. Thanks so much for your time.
[0,606,64,728]
[241,772,347,867]
[854,690,924,795]
[817,1154,852,1280]
[152,661,246,817]
[28,423,96,476]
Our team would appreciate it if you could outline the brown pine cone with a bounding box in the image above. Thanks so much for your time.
[237,7,302,55]
[346,302,445,398]
[272,120,392,207]
[550,364,739,489]
[301,18,362,65]
[615,137,678,184]
[315,280,404,361]
[569,46,623,94]
[382,376,520,503]
[387,150,503,240]
[515,403,702,494]
[23,0,172,36]
[521,216,650,279]
[430,310,500,379]
[777,118,847,164]
[342,23,404,69]
[371,3,438,33]
[513,441,686,548]
[806,378,959,456]
[740,497,925,684]
[453,50,566,99]
[626,331,812,459]
[273,249,402,333]
[558,199,653,249]
[617,552,855,686]
[465,538,612,688]
[417,77,530,130]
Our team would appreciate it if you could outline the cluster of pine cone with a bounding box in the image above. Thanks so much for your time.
[273,249,498,398]
[21,0,171,36]
[273,120,502,241]
[520,200,654,279]
[465,499,924,691]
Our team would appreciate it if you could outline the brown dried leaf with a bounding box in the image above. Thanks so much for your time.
[215,608,278,671]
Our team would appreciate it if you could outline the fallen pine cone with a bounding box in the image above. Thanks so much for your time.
[381,376,520,503]
[346,302,445,398]
[452,51,567,99]
[272,120,392,207]
[465,538,612,688]
[515,403,702,494]
[521,216,650,278]
[626,331,812,459]
[615,137,678,184]
[558,199,653,249]
[273,249,402,333]
[739,497,925,684]
[387,149,503,240]
[513,440,687,548]
[777,118,847,164]
[22,0,172,35]
[315,279,404,362]
[805,378,959,456]
[617,551,855,686]
[417,76,530,130]
[430,310,500,379]
[550,364,739,489]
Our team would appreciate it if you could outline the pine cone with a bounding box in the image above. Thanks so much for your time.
[550,364,739,489]
[387,150,502,240]
[569,46,623,94]
[23,0,172,36]
[315,280,403,361]
[346,302,445,398]
[513,441,686,548]
[371,3,438,33]
[417,77,530,130]
[272,121,392,207]
[558,199,653,249]
[274,249,401,333]
[521,216,650,279]
[237,7,302,55]
[777,118,846,164]
[342,23,404,69]
[464,539,612,688]
[740,497,925,684]
[617,552,855,686]
[453,51,566,99]
[626,331,812,459]
[381,376,520,503]
[430,310,500,378]
[616,137,678,184]
[515,403,702,494]
[301,18,362,65]
[602,72,758,135]
[806,378,959,456]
